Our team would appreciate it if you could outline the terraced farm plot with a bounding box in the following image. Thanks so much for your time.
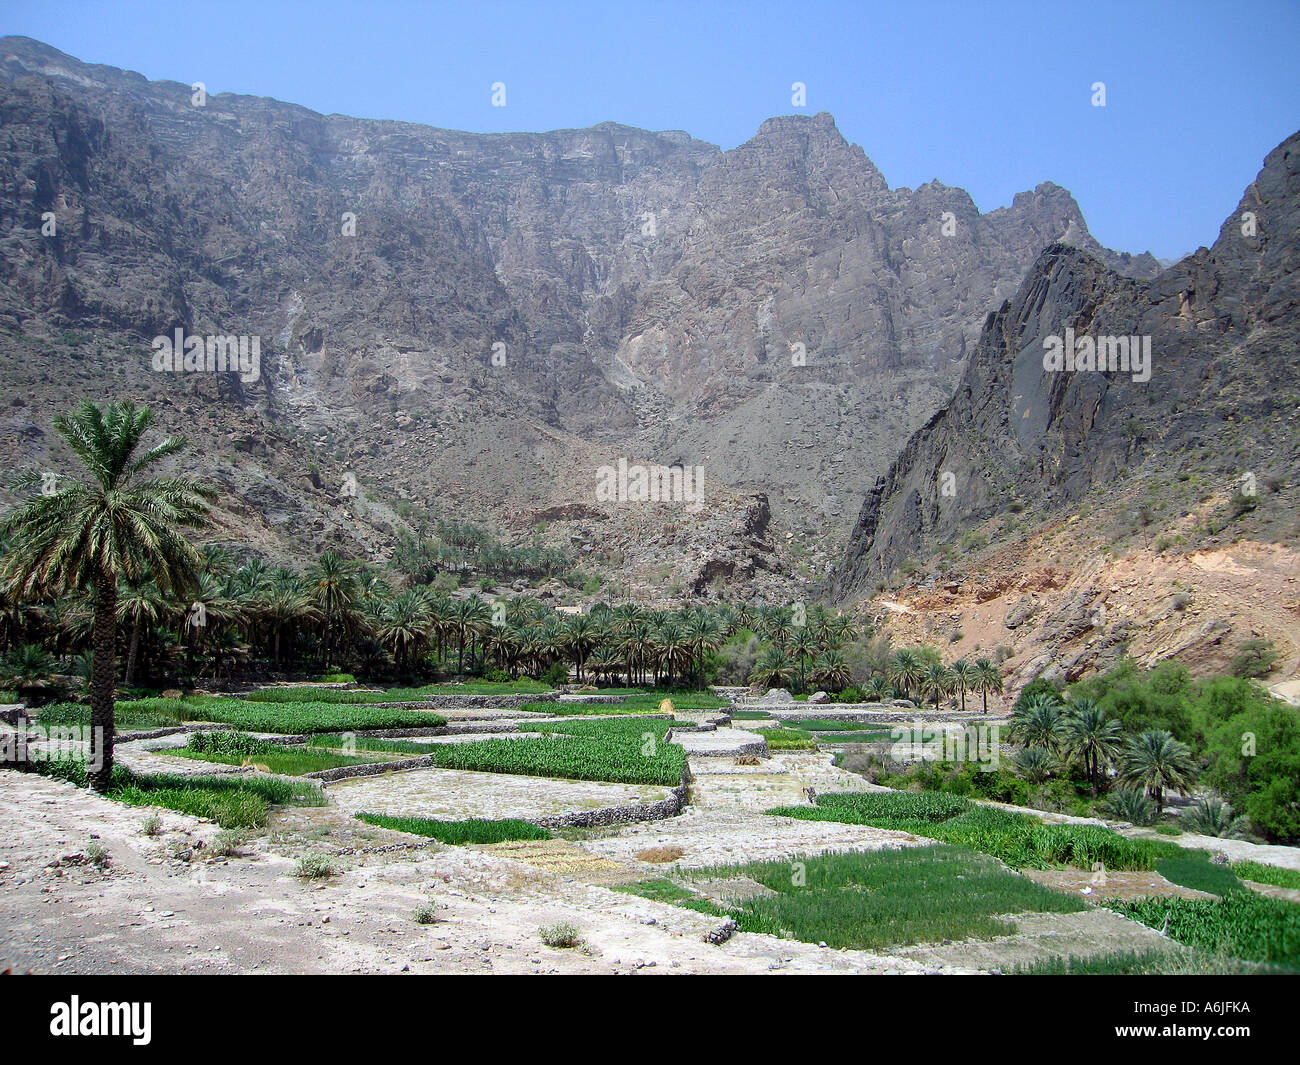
[619,845,1087,951]
[769,790,1190,871]
[353,813,552,844]
[327,765,677,823]
[426,720,685,785]
[101,696,450,734]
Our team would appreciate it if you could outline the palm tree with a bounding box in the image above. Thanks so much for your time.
[1061,698,1124,797]
[887,649,925,702]
[788,628,817,691]
[949,659,977,712]
[973,658,1002,714]
[374,589,431,673]
[812,649,852,692]
[1,401,213,789]
[919,661,953,710]
[1009,694,1068,755]
[750,646,793,690]
[259,581,319,667]
[309,553,359,670]
[1121,729,1197,815]
[862,674,892,703]
[116,578,167,686]
[450,597,491,674]
[559,613,593,681]
[654,618,688,687]
[683,612,722,688]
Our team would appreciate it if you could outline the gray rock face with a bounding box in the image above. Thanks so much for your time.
[0,36,1161,581]
[830,128,1300,598]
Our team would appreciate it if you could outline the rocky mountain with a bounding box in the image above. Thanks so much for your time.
[0,36,1161,597]
[828,130,1300,686]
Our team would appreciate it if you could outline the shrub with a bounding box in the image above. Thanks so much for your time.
[1012,746,1057,783]
[539,922,582,948]
[1180,797,1248,839]
[1228,638,1279,679]
[540,662,569,686]
[413,902,441,925]
[141,815,163,837]
[294,853,340,879]
[1103,786,1157,826]
[210,829,244,857]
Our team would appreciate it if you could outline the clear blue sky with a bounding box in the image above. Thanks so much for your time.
[5,0,1298,259]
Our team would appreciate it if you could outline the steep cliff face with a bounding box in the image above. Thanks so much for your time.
[0,36,1161,591]
[831,130,1300,601]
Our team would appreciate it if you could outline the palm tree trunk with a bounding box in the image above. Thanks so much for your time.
[88,571,118,792]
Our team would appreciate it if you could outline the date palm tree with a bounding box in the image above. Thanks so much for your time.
[887,648,925,702]
[1061,698,1124,797]
[309,553,360,670]
[949,659,977,712]
[1009,693,1068,755]
[1,401,214,789]
[1121,729,1197,815]
[974,657,1002,714]
[812,649,852,692]
[374,588,432,673]
[259,579,319,667]
[683,612,722,688]
[920,661,953,711]
[116,578,167,686]
[750,646,793,690]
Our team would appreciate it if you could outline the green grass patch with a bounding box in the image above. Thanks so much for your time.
[732,710,772,720]
[172,730,394,775]
[111,783,270,827]
[613,877,724,915]
[762,727,818,751]
[354,813,551,844]
[1109,892,1300,969]
[517,700,667,717]
[673,846,1084,950]
[787,718,875,731]
[136,696,447,733]
[243,687,389,704]
[107,766,324,828]
[36,699,187,731]
[811,730,894,743]
[1156,857,1245,896]
[1232,861,1300,890]
[1014,947,1262,975]
[768,790,1187,871]
[521,716,675,739]
[309,733,437,755]
[420,721,684,786]
[386,679,554,697]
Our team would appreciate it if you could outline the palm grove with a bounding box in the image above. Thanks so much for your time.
[2,401,1295,846]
